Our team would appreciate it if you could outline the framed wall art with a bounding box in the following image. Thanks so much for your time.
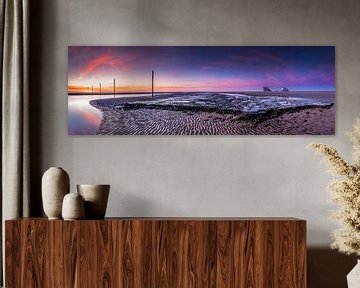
[68,46,335,135]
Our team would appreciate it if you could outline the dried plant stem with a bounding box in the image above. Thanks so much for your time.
[309,118,360,256]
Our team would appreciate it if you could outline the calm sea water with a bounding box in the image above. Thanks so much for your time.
[68,94,153,135]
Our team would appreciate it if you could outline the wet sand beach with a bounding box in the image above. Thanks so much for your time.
[89,92,335,135]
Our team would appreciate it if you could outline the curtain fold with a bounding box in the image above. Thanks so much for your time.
[0,0,30,284]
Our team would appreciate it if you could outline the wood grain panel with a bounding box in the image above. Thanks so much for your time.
[80,220,98,288]
[6,218,306,288]
[201,221,217,288]
[120,220,136,287]
[156,220,168,287]
[274,220,301,288]
[47,220,64,288]
[139,220,154,287]
[22,220,47,287]
[63,221,80,287]
[237,221,256,287]
[168,221,180,288]
[216,220,234,287]
[5,221,21,288]
[111,220,122,287]
[263,221,275,288]
[96,221,113,287]
[114,219,154,287]
[296,221,307,287]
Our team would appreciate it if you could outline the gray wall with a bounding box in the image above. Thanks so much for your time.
[30,0,360,285]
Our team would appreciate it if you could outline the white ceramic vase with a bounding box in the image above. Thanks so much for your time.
[62,192,85,220]
[347,260,360,288]
[42,167,70,219]
[77,184,110,219]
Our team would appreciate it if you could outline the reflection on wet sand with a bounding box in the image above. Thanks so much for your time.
[68,95,103,135]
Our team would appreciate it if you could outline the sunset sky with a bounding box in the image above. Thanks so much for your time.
[68,46,335,93]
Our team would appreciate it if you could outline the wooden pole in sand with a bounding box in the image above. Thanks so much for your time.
[114,78,115,98]
[100,83,101,95]
[92,85,93,95]
[152,70,154,97]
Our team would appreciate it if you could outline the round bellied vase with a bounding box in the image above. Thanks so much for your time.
[77,184,110,219]
[42,167,70,219]
[62,192,85,220]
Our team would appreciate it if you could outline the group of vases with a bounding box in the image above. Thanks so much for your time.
[42,167,110,220]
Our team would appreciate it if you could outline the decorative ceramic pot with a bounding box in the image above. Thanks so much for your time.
[77,184,110,219]
[62,192,85,220]
[347,259,360,287]
[42,167,70,219]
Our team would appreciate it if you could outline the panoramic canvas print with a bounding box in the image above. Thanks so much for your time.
[68,46,335,135]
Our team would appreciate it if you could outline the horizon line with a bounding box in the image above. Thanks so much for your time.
[68,89,336,96]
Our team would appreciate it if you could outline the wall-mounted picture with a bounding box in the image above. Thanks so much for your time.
[68,46,335,135]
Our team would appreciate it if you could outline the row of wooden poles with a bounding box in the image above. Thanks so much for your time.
[85,70,155,97]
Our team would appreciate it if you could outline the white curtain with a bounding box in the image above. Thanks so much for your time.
[0,0,30,284]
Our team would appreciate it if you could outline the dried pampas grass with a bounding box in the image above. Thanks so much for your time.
[308,118,360,256]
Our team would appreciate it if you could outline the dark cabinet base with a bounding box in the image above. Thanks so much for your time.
[6,218,306,287]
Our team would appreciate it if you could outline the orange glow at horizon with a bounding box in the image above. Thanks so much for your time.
[68,84,152,93]
[68,83,216,94]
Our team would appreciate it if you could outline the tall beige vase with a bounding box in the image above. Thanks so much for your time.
[42,167,70,219]
[77,184,110,219]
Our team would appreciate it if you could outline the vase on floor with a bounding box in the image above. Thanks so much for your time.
[62,192,85,220]
[77,184,110,219]
[347,260,360,287]
[42,167,70,219]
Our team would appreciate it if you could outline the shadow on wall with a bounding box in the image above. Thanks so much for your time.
[308,248,357,288]
[29,0,47,216]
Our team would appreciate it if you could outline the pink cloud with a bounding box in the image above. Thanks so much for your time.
[78,50,137,79]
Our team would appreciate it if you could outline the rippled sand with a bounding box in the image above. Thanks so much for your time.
[94,106,335,135]
[89,92,335,135]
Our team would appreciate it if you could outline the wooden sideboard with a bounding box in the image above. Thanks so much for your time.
[5,217,306,287]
